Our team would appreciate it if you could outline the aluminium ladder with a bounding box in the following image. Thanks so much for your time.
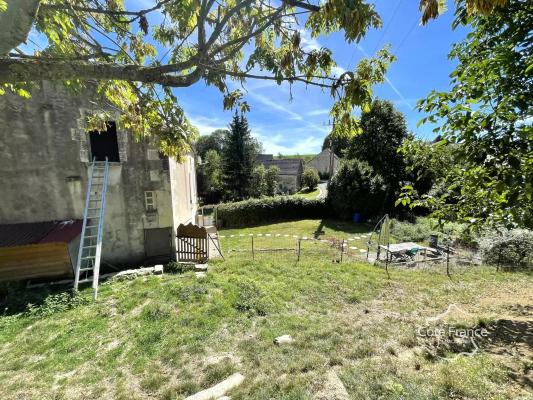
[74,158,110,299]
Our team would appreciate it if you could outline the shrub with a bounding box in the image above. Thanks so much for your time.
[216,196,329,228]
[390,217,478,247]
[479,229,533,267]
[165,261,194,274]
[233,280,272,316]
[326,159,387,219]
[301,167,320,190]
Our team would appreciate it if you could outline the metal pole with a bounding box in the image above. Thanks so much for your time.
[340,239,345,263]
[297,238,301,262]
[445,243,449,275]
[252,236,255,261]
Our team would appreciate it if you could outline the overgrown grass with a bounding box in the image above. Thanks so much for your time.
[0,220,531,399]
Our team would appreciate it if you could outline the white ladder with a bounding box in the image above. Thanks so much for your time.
[74,158,110,299]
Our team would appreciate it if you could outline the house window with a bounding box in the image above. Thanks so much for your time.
[144,191,156,212]
[89,121,120,162]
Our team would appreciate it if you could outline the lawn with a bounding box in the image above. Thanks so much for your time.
[0,220,532,400]
[293,187,321,199]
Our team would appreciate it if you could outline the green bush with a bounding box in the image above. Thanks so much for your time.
[327,159,387,219]
[301,167,320,190]
[479,229,533,268]
[390,217,477,246]
[216,196,329,228]
[165,261,195,274]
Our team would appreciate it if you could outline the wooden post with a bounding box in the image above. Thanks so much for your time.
[297,238,301,262]
[340,239,345,263]
[251,236,255,261]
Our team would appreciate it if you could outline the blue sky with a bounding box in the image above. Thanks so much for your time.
[23,0,469,154]
[177,1,469,154]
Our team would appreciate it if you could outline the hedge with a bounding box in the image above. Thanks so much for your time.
[216,196,330,228]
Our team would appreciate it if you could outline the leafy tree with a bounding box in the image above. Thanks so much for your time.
[249,164,268,198]
[345,99,410,213]
[347,100,409,183]
[221,113,258,200]
[195,129,227,160]
[411,0,533,228]
[400,138,457,199]
[0,0,504,158]
[265,166,280,197]
[249,164,280,198]
[203,149,223,201]
[322,133,350,158]
[327,159,387,219]
[301,167,320,191]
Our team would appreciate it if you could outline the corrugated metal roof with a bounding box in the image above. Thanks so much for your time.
[39,220,82,244]
[0,220,82,248]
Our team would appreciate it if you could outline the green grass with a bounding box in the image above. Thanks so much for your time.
[293,187,321,199]
[0,219,531,400]
[274,154,315,162]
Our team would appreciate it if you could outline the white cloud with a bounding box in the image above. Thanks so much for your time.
[248,92,303,120]
[331,66,346,77]
[299,29,321,52]
[188,115,227,136]
[254,130,322,154]
[306,108,330,117]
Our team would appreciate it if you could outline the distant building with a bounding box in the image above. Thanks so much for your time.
[0,82,198,280]
[256,155,304,193]
[307,148,340,179]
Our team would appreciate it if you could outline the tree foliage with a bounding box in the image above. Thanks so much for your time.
[221,112,260,201]
[301,167,320,191]
[0,0,507,157]
[250,164,280,198]
[197,149,223,204]
[327,159,387,219]
[322,133,350,157]
[408,0,532,229]
[195,129,227,160]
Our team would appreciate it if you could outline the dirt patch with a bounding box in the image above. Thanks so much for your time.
[314,369,350,400]
[130,299,152,317]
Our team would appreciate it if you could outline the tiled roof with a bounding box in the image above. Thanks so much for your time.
[258,159,304,175]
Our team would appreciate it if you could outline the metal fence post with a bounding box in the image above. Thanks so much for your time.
[297,238,301,262]
[446,243,450,277]
[340,239,345,263]
[252,236,255,261]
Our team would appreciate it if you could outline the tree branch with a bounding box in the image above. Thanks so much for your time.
[0,0,41,55]
[0,58,203,87]
[282,0,320,12]
[41,0,172,19]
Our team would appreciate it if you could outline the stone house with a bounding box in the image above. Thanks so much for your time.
[0,82,198,277]
[307,148,340,179]
[256,155,304,193]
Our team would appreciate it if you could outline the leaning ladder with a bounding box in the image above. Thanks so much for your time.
[74,158,110,299]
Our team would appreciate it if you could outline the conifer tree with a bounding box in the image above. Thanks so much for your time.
[222,113,259,200]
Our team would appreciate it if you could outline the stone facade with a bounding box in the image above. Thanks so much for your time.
[307,148,339,178]
[0,82,197,266]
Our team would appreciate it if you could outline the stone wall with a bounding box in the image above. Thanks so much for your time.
[0,82,197,266]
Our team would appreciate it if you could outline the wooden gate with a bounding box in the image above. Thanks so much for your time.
[176,223,208,263]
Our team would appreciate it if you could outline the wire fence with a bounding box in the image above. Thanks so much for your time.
[217,232,371,264]
[214,229,495,278]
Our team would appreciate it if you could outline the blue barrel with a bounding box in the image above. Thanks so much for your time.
[352,213,362,223]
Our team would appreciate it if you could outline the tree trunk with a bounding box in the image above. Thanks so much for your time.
[0,0,41,55]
